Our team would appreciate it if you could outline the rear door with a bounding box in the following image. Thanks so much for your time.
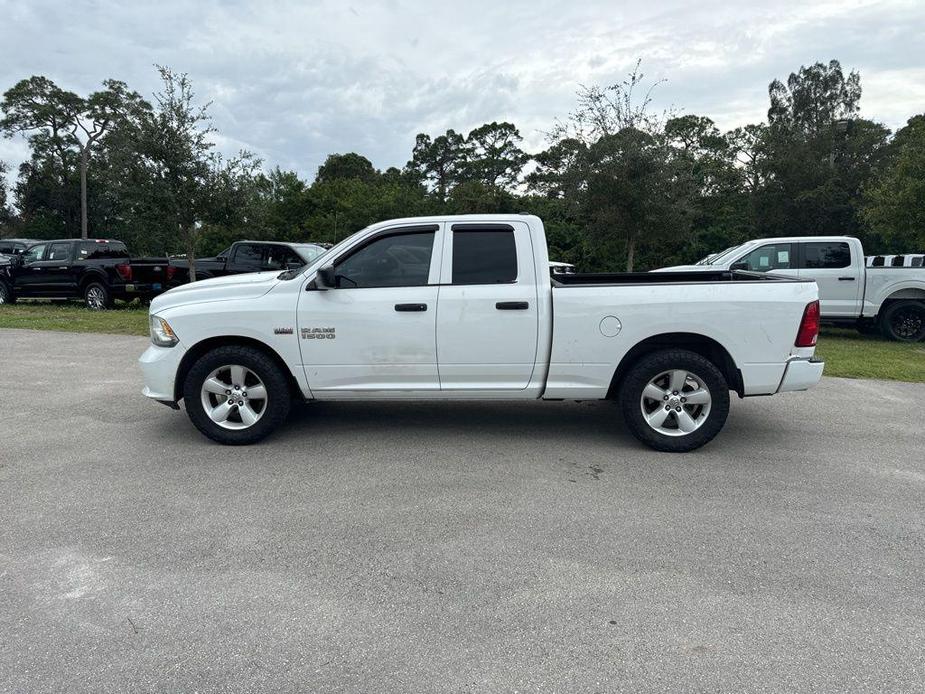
[298,224,443,393]
[436,222,539,390]
[797,241,860,317]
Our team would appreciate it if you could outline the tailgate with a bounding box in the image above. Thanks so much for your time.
[128,258,170,286]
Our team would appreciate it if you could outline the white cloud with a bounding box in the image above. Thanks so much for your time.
[1,0,923,190]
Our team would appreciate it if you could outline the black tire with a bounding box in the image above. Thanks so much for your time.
[0,281,15,305]
[83,282,112,310]
[619,349,730,453]
[183,345,291,445]
[880,301,925,342]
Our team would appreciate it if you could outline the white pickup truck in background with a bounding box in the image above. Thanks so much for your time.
[658,236,925,342]
[140,215,823,452]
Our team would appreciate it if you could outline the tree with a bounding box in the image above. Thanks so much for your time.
[315,152,378,184]
[0,160,11,230]
[407,129,469,200]
[863,115,925,251]
[768,60,861,134]
[464,122,527,189]
[0,75,148,238]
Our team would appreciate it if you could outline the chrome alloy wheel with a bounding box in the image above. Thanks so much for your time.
[639,369,712,437]
[86,286,106,310]
[200,364,268,430]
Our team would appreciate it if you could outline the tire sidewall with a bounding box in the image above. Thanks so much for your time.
[183,345,291,445]
[0,281,13,305]
[882,301,925,342]
[84,282,111,310]
[620,349,731,452]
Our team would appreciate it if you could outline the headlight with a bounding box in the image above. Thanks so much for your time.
[150,315,179,347]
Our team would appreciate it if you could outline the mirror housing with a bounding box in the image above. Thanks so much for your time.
[315,264,336,289]
[730,261,749,272]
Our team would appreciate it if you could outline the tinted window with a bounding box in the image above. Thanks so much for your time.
[232,244,265,269]
[452,230,517,285]
[334,232,434,288]
[802,242,851,269]
[107,242,129,259]
[736,243,793,272]
[265,246,303,270]
[0,243,13,254]
[22,245,46,263]
[77,242,108,260]
[47,243,72,262]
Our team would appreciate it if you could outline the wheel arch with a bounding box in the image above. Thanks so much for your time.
[879,287,925,309]
[606,332,744,400]
[174,335,302,402]
[79,270,109,291]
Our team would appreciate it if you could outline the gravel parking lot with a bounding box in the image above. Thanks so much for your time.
[1,328,923,692]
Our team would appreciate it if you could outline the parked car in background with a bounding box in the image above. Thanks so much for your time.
[169,240,326,284]
[549,261,577,275]
[0,239,173,309]
[656,236,925,341]
[0,239,38,258]
[140,214,823,453]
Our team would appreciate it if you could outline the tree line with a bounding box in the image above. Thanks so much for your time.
[1,59,922,272]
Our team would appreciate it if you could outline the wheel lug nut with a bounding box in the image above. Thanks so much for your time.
[675,407,682,412]
[672,391,678,395]
[681,397,686,403]
[663,395,669,400]
[225,389,231,395]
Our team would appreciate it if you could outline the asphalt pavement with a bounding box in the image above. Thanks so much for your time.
[1,328,923,693]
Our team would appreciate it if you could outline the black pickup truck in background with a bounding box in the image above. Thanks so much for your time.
[0,239,39,258]
[0,239,173,309]
[169,240,327,284]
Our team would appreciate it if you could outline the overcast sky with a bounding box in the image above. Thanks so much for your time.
[1,0,924,190]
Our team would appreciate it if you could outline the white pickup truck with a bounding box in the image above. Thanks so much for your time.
[658,236,925,341]
[140,215,824,452]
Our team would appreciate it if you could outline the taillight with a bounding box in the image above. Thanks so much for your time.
[115,263,132,281]
[795,300,820,347]
[166,265,176,281]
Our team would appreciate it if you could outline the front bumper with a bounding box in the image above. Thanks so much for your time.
[139,342,187,403]
[777,358,825,393]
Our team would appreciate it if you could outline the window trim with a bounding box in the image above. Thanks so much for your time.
[330,225,440,290]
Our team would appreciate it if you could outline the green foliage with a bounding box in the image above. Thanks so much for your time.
[863,115,925,251]
[2,58,923,271]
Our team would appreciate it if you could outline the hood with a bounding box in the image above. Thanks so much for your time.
[151,270,283,313]
[651,264,716,272]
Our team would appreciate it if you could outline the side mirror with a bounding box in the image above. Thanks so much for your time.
[730,261,749,272]
[315,264,336,289]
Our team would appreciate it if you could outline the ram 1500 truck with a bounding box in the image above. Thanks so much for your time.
[0,239,173,309]
[139,215,824,452]
[169,240,326,285]
[657,236,925,341]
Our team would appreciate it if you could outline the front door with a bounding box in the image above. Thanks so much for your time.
[297,224,443,394]
[14,244,48,295]
[37,242,76,295]
[436,222,539,390]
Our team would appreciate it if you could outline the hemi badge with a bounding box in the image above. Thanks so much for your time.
[274,327,293,335]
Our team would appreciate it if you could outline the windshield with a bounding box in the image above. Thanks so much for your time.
[698,244,746,266]
[295,244,326,263]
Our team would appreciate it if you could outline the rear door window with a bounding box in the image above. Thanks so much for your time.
[231,243,265,270]
[452,230,517,284]
[801,242,851,269]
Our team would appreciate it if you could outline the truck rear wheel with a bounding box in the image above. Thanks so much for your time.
[880,300,925,342]
[83,282,112,310]
[619,349,730,452]
[183,345,291,445]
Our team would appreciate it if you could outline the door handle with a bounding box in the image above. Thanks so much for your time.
[58,266,68,270]
[395,303,427,312]
[496,301,529,310]
[838,276,855,281]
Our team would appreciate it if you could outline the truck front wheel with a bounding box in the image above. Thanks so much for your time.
[880,301,925,342]
[619,349,730,453]
[183,345,292,445]
[0,281,15,305]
